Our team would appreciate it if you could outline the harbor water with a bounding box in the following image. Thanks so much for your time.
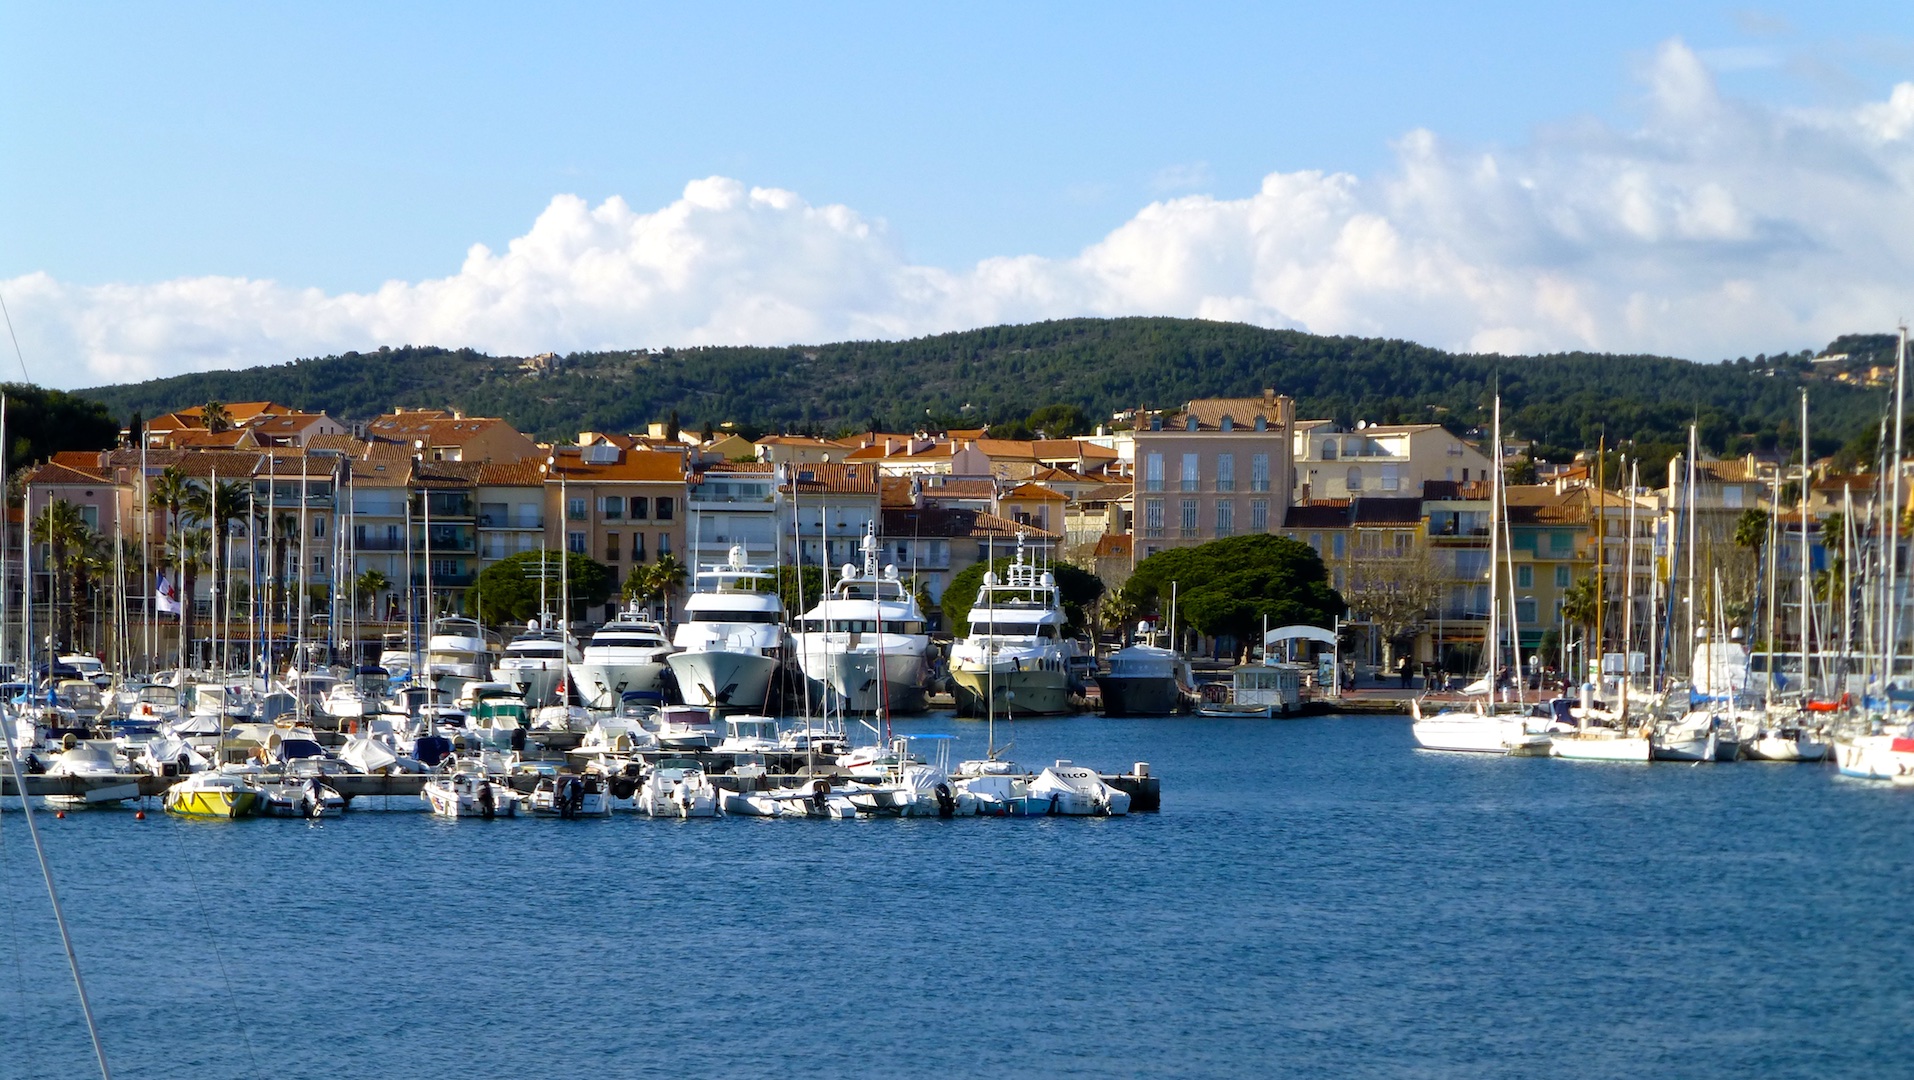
[5,713,1913,1078]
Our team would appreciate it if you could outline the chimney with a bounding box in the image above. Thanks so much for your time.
[1263,388,1275,406]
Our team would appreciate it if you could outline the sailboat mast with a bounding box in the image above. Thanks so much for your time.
[1887,326,1909,685]
[1487,397,1501,698]
[1800,389,1814,694]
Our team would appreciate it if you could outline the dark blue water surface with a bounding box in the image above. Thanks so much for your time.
[5,714,1914,1079]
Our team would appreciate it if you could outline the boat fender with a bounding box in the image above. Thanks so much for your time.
[934,782,955,817]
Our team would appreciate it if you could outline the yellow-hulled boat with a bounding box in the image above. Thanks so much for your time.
[162,771,262,818]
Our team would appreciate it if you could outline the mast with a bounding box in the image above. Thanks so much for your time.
[296,449,310,664]
[1884,327,1908,685]
[1594,436,1605,681]
[1800,389,1814,694]
[141,434,151,670]
[1486,397,1501,701]
[1622,458,1638,717]
[1684,424,1698,679]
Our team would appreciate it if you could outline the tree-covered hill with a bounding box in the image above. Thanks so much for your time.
[73,318,1892,464]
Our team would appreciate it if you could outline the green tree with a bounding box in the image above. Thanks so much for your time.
[0,382,118,466]
[355,569,391,618]
[624,553,688,620]
[200,400,233,433]
[30,499,95,651]
[474,549,613,626]
[751,563,826,617]
[1561,575,1600,665]
[942,556,1104,638]
[1025,403,1090,438]
[163,527,210,667]
[1120,535,1343,646]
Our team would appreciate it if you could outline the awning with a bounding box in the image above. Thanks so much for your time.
[1264,624,1337,647]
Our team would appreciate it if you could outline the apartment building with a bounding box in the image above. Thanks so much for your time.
[1131,390,1295,564]
[1292,421,1493,501]
[546,445,688,617]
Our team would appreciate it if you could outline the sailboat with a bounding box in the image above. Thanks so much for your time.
[1411,397,1550,755]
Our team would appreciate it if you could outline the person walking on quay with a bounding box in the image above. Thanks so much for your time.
[1397,654,1410,689]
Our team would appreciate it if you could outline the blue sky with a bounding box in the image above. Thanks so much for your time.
[4,3,1913,386]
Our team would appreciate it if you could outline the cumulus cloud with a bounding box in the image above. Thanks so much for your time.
[7,38,1914,388]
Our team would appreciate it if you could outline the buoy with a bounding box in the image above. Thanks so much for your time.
[55,811,66,819]
[135,810,147,820]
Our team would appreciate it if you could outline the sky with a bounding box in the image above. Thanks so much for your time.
[3,2,1914,388]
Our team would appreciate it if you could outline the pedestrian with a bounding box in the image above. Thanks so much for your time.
[1397,654,1410,689]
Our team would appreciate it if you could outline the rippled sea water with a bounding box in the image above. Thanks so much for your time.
[5,714,1913,1079]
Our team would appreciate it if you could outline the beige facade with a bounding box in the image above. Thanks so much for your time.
[546,446,688,617]
[1292,421,1492,501]
[1131,390,1295,564]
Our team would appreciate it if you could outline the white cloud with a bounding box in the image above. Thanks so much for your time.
[7,38,1914,388]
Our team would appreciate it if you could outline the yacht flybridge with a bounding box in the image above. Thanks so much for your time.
[791,525,934,715]
[666,545,788,713]
[947,534,1079,717]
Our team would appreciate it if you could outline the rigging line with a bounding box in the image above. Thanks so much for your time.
[0,290,30,381]
[0,702,111,1080]
[162,821,264,1080]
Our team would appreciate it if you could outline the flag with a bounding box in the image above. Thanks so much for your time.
[155,572,180,614]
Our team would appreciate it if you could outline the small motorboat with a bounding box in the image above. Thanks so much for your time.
[529,773,612,818]
[1027,760,1131,816]
[422,771,522,818]
[637,763,720,818]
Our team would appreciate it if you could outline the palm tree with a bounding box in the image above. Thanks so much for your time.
[200,400,233,433]
[355,569,391,618]
[163,527,211,668]
[148,463,194,544]
[30,499,91,652]
[648,554,687,622]
[1561,575,1600,674]
[187,478,251,625]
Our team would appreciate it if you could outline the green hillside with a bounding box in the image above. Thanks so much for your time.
[74,318,1891,466]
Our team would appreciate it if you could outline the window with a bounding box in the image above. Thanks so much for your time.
[567,531,586,554]
[1215,501,1233,538]
[1217,453,1235,492]
[1555,565,1570,588]
[1380,464,1400,492]
[1251,453,1270,492]
[1516,564,1534,589]
[1517,598,1538,624]
[1251,499,1269,531]
[1332,533,1346,559]
[1322,440,1337,461]
[656,497,675,521]
[567,497,586,521]
[1145,453,1164,493]
[1181,453,1199,492]
[658,532,670,555]
[632,533,646,562]
[605,532,620,561]
[599,496,625,520]
[1220,415,1234,432]
[313,516,327,537]
[1550,531,1573,554]
[1180,498,1198,537]
[312,554,326,574]
[630,497,650,520]
[1143,498,1164,538]
[386,524,400,546]
[1723,486,1744,509]
[1346,467,1362,492]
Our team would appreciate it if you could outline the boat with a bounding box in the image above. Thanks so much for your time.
[947,536,1080,717]
[790,525,935,715]
[528,773,612,818]
[715,714,783,754]
[421,770,521,818]
[1027,760,1131,816]
[41,738,141,808]
[1741,717,1832,762]
[1095,642,1194,716]
[256,775,345,818]
[666,546,788,713]
[1197,662,1306,718]
[1651,710,1736,762]
[569,604,676,709]
[952,771,1054,816]
[162,769,264,819]
[654,704,723,750]
[425,617,498,689]
[57,653,112,690]
[637,762,720,818]
[495,619,579,709]
[1833,727,1914,779]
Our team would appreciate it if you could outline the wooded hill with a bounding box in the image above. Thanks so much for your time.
[74,318,1894,467]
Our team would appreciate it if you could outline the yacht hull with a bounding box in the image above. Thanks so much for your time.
[1550,734,1652,762]
[1651,731,1717,762]
[950,668,1072,717]
[667,650,779,712]
[570,660,670,709]
[1744,733,1831,762]
[802,650,930,715]
[1834,736,1914,779]
[498,665,566,709]
[1094,675,1187,717]
[1410,714,1540,754]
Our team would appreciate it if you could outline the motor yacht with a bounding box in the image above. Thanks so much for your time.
[666,546,788,713]
[495,618,579,708]
[425,617,498,688]
[790,525,934,715]
[569,604,676,708]
[1095,642,1194,716]
[947,538,1081,717]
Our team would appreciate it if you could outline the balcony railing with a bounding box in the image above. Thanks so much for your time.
[411,572,476,587]
[477,514,543,529]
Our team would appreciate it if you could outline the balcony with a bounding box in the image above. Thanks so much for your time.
[477,513,543,529]
[411,572,477,587]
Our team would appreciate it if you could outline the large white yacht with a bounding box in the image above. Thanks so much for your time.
[666,545,788,712]
[790,525,934,715]
[946,536,1079,717]
[425,617,498,687]
[569,603,676,709]
[495,617,579,708]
